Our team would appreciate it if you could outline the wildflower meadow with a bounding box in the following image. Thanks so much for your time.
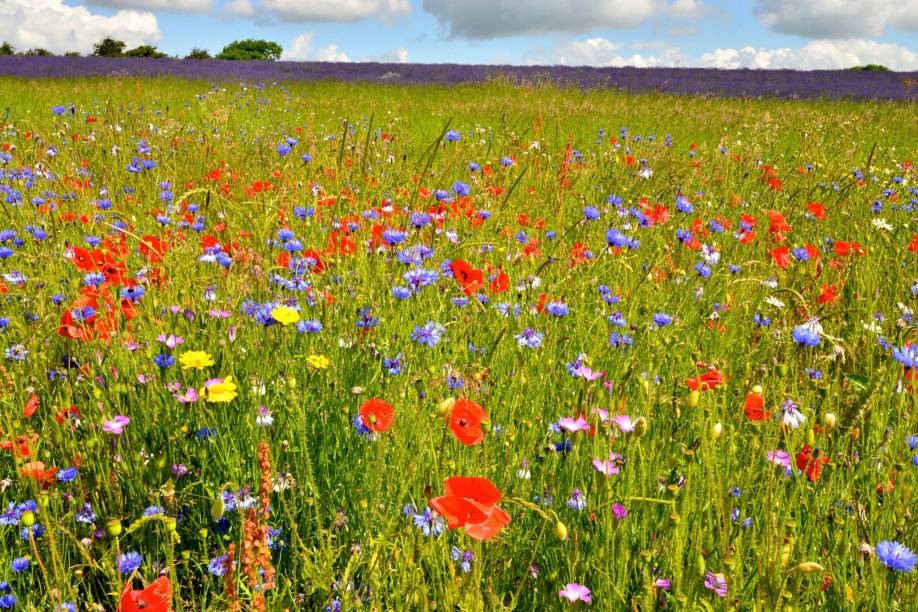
[0,75,916,610]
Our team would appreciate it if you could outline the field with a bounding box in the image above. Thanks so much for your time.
[0,75,916,611]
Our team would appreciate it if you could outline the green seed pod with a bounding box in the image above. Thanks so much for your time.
[20,511,36,528]
[106,519,122,537]
[633,416,648,437]
[792,562,825,574]
[554,521,569,542]
[696,553,706,575]
[211,496,225,522]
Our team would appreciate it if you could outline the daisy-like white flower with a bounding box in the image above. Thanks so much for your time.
[871,218,893,231]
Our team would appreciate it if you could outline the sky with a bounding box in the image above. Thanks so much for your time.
[1,0,917,70]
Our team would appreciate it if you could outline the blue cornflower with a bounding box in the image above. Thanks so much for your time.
[545,301,569,317]
[566,489,586,511]
[0,594,16,609]
[892,345,918,369]
[444,129,461,141]
[74,502,96,524]
[297,319,323,334]
[409,212,431,228]
[792,326,821,347]
[583,206,600,221]
[56,467,78,483]
[10,557,29,573]
[753,313,771,327]
[675,195,693,214]
[383,354,403,375]
[907,435,918,450]
[515,328,544,348]
[451,546,474,572]
[382,229,406,245]
[277,143,291,156]
[875,541,916,572]
[392,286,412,299]
[412,508,443,537]
[652,312,673,328]
[143,505,164,517]
[153,353,175,368]
[411,321,445,347]
[208,554,230,576]
[118,552,143,575]
[452,181,470,196]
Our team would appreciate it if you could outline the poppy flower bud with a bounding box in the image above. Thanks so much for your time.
[823,412,836,428]
[752,384,763,395]
[792,562,825,574]
[696,553,706,575]
[554,521,569,541]
[165,517,177,532]
[712,422,723,440]
[437,397,456,417]
[20,510,35,527]
[688,390,700,407]
[211,496,225,521]
[778,364,788,376]
[199,528,209,539]
[106,519,122,537]
[39,494,50,508]
[633,417,648,437]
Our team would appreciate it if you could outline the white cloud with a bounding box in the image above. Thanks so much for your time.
[260,0,410,22]
[754,0,918,38]
[423,0,658,39]
[0,0,160,54]
[282,32,351,62]
[86,0,212,11]
[549,37,687,68]
[667,0,708,19]
[378,46,409,63]
[700,39,918,71]
[225,0,257,17]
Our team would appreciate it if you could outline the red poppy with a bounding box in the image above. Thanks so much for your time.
[806,202,827,220]
[909,235,918,254]
[20,461,58,486]
[685,368,724,392]
[743,392,771,421]
[795,445,829,482]
[817,284,839,305]
[359,399,394,432]
[450,260,484,296]
[23,394,39,419]
[767,210,791,241]
[448,400,488,446]
[769,246,791,269]
[429,476,510,541]
[118,576,172,612]
[489,268,509,293]
[71,247,98,272]
[139,235,168,263]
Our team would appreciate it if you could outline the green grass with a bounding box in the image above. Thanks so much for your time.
[0,76,915,610]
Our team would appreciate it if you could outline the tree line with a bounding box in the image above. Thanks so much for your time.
[0,38,283,61]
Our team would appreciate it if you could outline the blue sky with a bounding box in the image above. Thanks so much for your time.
[2,1,917,69]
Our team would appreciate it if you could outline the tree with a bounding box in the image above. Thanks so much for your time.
[185,47,211,60]
[24,48,52,56]
[92,37,126,57]
[0,42,14,56]
[216,39,282,61]
[125,45,166,58]
[848,64,889,72]
[64,51,81,57]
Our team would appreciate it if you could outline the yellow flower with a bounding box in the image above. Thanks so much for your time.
[179,350,214,370]
[202,375,237,403]
[306,354,330,369]
[271,305,300,326]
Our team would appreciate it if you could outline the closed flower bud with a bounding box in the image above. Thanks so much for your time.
[823,412,836,428]
[20,510,35,527]
[437,397,456,417]
[106,519,122,537]
[633,416,648,437]
[165,517,177,532]
[211,496,225,521]
[696,553,706,575]
[712,422,723,440]
[807,428,816,446]
[688,390,700,407]
[752,384,763,395]
[793,562,825,574]
[554,521,569,541]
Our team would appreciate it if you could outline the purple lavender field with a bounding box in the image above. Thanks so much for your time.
[2,55,916,99]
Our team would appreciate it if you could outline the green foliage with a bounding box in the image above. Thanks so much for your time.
[0,41,14,55]
[215,39,282,61]
[125,45,167,59]
[64,51,81,57]
[24,48,52,56]
[92,37,126,57]
[848,64,890,71]
[185,47,211,60]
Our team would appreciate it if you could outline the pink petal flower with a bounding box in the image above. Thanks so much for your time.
[558,416,590,433]
[611,415,634,433]
[559,583,592,604]
[574,366,604,381]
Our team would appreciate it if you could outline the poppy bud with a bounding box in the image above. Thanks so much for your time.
[752,384,763,395]
[792,562,825,574]
[436,397,455,417]
[554,521,569,541]
[688,390,700,407]
[778,364,788,376]
[199,528,209,539]
[711,422,723,440]
[211,496,225,521]
[39,494,50,508]
[807,428,816,446]
[20,511,35,527]
[165,517,177,532]
[633,416,648,437]
[823,412,836,428]
[696,554,706,575]
[106,519,122,537]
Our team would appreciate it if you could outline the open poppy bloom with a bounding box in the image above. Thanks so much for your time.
[429,476,510,541]
[118,576,172,612]
[359,399,394,432]
[450,259,484,296]
[743,392,771,421]
[795,444,829,482]
[686,367,724,391]
[448,399,488,445]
